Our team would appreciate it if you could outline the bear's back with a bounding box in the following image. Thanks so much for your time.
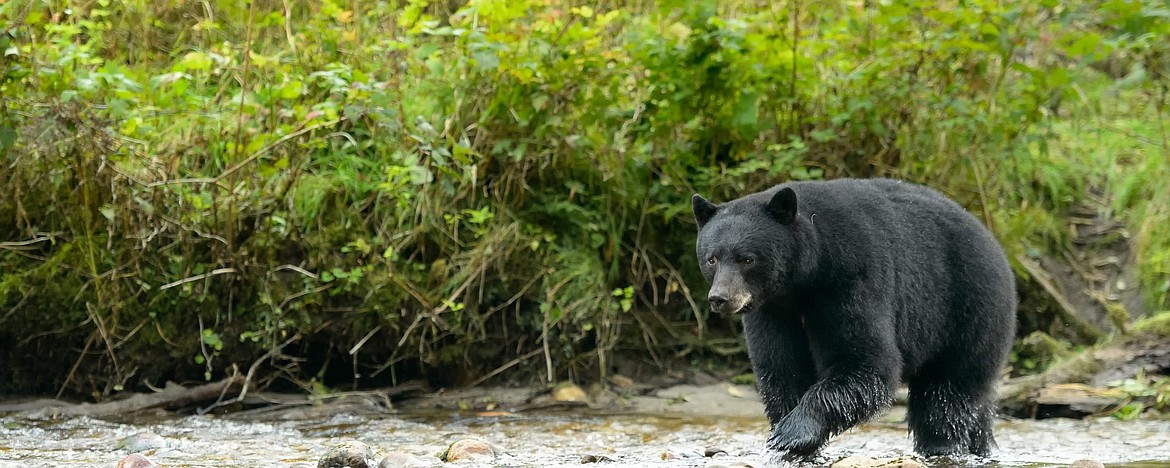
[779,178,1015,374]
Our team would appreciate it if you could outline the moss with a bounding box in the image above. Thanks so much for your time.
[1106,302,1132,333]
[1012,331,1074,374]
[1133,312,1170,338]
[730,373,756,386]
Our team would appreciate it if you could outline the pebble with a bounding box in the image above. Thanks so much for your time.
[318,441,375,468]
[704,446,728,457]
[553,381,589,402]
[1069,460,1105,468]
[117,431,168,452]
[661,447,705,460]
[580,454,614,463]
[378,451,434,468]
[443,438,496,462]
[115,453,157,468]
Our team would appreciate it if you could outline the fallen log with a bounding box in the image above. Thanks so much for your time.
[18,375,243,420]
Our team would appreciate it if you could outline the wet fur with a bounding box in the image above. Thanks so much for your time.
[692,178,1017,460]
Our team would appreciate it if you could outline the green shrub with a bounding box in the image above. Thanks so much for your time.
[1,0,1167,397]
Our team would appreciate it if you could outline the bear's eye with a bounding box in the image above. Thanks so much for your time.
[742,258,754,265]
[706,256,717,265]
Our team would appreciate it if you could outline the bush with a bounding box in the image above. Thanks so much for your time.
[1,0,1167,398]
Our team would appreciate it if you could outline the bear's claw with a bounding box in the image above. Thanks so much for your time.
[766,424,824,461]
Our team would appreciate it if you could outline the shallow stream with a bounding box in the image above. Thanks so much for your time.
[1,405,1168,467]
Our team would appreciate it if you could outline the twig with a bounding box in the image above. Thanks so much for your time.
[159,268,239,290]
[469,348,544,388]
[271,264,319,279]
[277,284,332,310]
[197,333,301,415]
[86,302,123,388]
[0,235,56,250]
[144,119,345,188]
[56,334,95,400]
[281,0,298,55]
[348,326,382,355]
[215,118,344,183]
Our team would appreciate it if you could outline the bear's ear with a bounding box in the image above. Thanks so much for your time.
[692,194,718,229]
[767,187,798,225]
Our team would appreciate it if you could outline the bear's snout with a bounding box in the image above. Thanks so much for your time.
[707,290,751,315]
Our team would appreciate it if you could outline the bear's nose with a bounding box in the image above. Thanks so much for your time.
[708,294,728,309]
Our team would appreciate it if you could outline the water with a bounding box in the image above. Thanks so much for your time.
[1,405,1168,467]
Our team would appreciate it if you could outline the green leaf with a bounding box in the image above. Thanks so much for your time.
[471,50,499,71]
[0,126,16,151]
[279,80,304,99]
[731,91,759,129]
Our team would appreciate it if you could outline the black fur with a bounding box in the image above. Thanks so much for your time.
[692,178,1017,461]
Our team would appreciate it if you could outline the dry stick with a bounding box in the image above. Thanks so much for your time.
[348,325,382,356]
[542,295,554,385]
[197,333,302,415]
[468,348,544,388]
[56,334,96,400]
[0,235,55,250]
[281,0,297,55]
[159,268,239,290]
[277,284,332,311]
[790,0,801,133]
[85,302,123,387]
[225,0,259,253]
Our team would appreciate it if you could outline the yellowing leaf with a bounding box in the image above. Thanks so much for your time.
[335,10,354,23]
[248,50,274,69]
[178,51,212,71]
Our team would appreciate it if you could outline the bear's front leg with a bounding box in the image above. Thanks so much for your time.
[741,310,817,430]
[766,359,898,460]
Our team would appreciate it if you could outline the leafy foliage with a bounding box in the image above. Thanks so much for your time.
[1,0,1167,397]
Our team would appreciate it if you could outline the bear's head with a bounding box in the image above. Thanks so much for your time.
[691,187,812,315]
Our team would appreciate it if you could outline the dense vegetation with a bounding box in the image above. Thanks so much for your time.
[1,0,1167,399]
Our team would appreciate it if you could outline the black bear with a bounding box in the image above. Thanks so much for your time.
[691,178,1017,461]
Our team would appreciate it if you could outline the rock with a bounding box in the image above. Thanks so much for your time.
[1069,460,1105,468]
[607,374,635,389]
[318,441,375,468]
[442,438,496,462]
[704,446,728,457]
[580,454,614,463]
[117,431,168,452]
[830,455,926,468]
[378,451,432,468]
[552,381,588,402]
[116,454,158,468]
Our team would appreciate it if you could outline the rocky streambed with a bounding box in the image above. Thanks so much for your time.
[2,381,1168,467]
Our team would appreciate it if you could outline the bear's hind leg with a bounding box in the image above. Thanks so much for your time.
[966,400,996,457]
[907,374,981,457]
